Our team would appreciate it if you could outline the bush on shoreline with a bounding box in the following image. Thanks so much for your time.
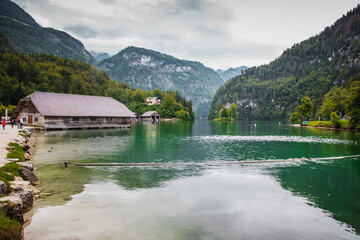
[304,120,360,130]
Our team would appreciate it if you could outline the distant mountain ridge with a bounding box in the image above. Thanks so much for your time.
[209,4,360,120]
[0,0,96,64]
[90,51,110,62]
[98,46,224,118]
[216,66,247,81]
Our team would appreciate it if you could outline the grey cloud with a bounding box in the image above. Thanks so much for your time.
[97,0,115,5]
[64,24,97,38]
[177,0,204,12]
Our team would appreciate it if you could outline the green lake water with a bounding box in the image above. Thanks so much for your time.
[25,120,360,240]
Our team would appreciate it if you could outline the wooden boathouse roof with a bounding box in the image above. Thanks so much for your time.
[141,111,160,117]
[14,91,135,118]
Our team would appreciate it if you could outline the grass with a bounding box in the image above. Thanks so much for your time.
[0,163,22,177]
[0,212,22,240]
[213,118,234,121]
[305,120,360,130]
[6,143,25,162]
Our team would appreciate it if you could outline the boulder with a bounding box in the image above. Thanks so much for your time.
[0,180,7,195]
[20,168,38,185]
[22,145,31,151]
[13,187,33,212]
[24,152,31,160]
[0,202,9,216]
[6,197,24,223]
[16,162,34,171]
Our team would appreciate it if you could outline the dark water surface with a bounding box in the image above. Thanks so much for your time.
[25,120,360,239]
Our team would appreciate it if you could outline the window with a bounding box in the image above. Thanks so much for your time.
[106,117,112,122]
[72,117,79,122]
[34,117,38,122]
[90,117,97,121]
[23,117,26,122]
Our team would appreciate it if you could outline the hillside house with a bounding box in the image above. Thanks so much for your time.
[141,111,161,122]
[145,97,161,105]
[11,92,135,130]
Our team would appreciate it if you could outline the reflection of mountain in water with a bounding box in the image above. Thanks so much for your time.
[273,157,360,234]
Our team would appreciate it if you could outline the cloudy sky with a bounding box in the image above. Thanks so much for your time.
[13,0,359,69]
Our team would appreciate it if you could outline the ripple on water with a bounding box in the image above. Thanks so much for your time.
[185,135,356,145]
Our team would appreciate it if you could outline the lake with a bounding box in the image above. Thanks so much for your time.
[25,120,360,240]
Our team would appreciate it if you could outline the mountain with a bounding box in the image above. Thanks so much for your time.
[0,30,16,53]
[98,46,224,118]
[0,0,39,27]
[0,0,96,64]
[216,66,247,81]
[90,51,110,62]
[209,4,360,120]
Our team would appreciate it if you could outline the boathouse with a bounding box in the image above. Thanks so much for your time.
[11,91,135,130]
[141,111,161,122]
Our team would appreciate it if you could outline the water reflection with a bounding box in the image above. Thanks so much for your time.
[28,121,360,239]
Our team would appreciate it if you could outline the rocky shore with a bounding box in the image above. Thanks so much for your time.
[0,128,39,240]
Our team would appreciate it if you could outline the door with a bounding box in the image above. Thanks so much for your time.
[28,115,33,125]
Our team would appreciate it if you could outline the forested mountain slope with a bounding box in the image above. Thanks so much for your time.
[98,46,224,118]
[0,0,95,64]
[209,5,360,120]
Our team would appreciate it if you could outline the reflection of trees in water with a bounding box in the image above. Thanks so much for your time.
[273,158,360,234]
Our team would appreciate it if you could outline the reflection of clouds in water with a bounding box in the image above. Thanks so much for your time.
[187,135,356,145]
[25,168,358,240]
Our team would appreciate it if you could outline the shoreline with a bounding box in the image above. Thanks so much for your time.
[0,126,39,240]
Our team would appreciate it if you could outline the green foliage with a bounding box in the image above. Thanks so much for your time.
[319,98,335,120]
[346,81,360,128]
[6,143,24,162]
[229,103,238,119]
[290,97,312,124]
[289,112,301,123]
[175,109,191,120]
[209,5,360,120]
[220,105,230,119]
[330,112,341,128]
[0,212,22,240]
[0,170,14,185]
[0,104,16,117]
[162,93,177,109]
[0,162,22,177]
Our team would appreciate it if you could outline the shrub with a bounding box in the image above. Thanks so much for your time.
[330,112,341,128]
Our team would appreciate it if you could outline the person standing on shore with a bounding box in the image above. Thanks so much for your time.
[19,118,23,129]
[11,119,15,128]
[2,119,6,130]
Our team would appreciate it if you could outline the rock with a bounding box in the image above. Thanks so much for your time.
[22,145,30,151]
[20,168,38,185]
[0,180,7,195]
[14,136,24,143]
[6,196,24,223]
[13,187,33,212]
[24,152,31,160]
[16,162,34,171]
[0,202,9,216]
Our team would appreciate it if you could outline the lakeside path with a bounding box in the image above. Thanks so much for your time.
[0,126,21,167]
